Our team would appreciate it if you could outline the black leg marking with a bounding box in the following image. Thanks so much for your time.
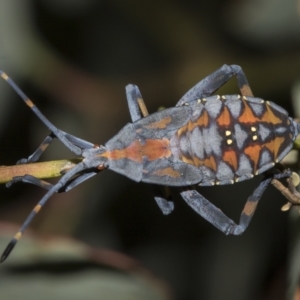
[176,64,254,106]
[180,171,290,235]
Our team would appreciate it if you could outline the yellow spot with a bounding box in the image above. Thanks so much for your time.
[33,204,42,213]
[251,127,256,132]
[1,73,9,80]
[14,232,22,240]
[243,96,248,100]
[227,139,233,145]
[252,135,258,141]
[221,96,226,100]
[225,130,231,136]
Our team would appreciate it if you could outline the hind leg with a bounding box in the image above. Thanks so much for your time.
[180,171,291,234]
[176,64,253,106]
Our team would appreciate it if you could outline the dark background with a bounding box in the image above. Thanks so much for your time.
[0,1,300,299]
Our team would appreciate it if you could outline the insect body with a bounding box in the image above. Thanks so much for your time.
[0,64,299,262]
[102,94,297,186]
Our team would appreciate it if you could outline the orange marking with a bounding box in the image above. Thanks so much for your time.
[152,167,181,178]
[217,106,231,126]
[1,73,9,80]
[244,145,261,171]
[40,143,49,152]
[203,155,217,172]
[144,116,172,129]
[176,110,209,139]
[263,136,285,160]
[143,139,171,161]
[260,104,282,125]
[181,155,195,165]
[100,140,142,162]
[100,138,171,163]
[192,156,203,167]
[239,100,283,126]
[196,110,209,127]
[33,204,42,214]
[14,232,22,240]
[243,201,257,216]
[238,100,259,123]
[25,98,35,108]
[240,84,253,97]
[176,125,187,137]
[137,97,149,117]
[181,109,210,134]
[222,150,238,170]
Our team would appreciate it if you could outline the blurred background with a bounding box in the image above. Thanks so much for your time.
[0,0,300,299]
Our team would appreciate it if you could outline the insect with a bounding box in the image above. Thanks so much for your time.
[0,64,299,262]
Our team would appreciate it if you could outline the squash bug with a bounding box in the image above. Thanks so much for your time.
[0,64,299,262]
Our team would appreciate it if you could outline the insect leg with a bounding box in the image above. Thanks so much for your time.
[126,84,143,122]
[152,185,174,215]
[180,171,290,235]
[272,172,300,207]
[17,130,94,165]
[0,162,88,263]
[6,128,95,187]
[6,175,54,190]
[125,84,174,214]
[6,169,100,193]
[176,64,253,106]
[0,71,88,155]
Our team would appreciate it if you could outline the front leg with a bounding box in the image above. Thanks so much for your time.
[180,171,291,235]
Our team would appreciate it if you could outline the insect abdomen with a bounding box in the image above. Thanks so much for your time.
[170,95,297,185]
